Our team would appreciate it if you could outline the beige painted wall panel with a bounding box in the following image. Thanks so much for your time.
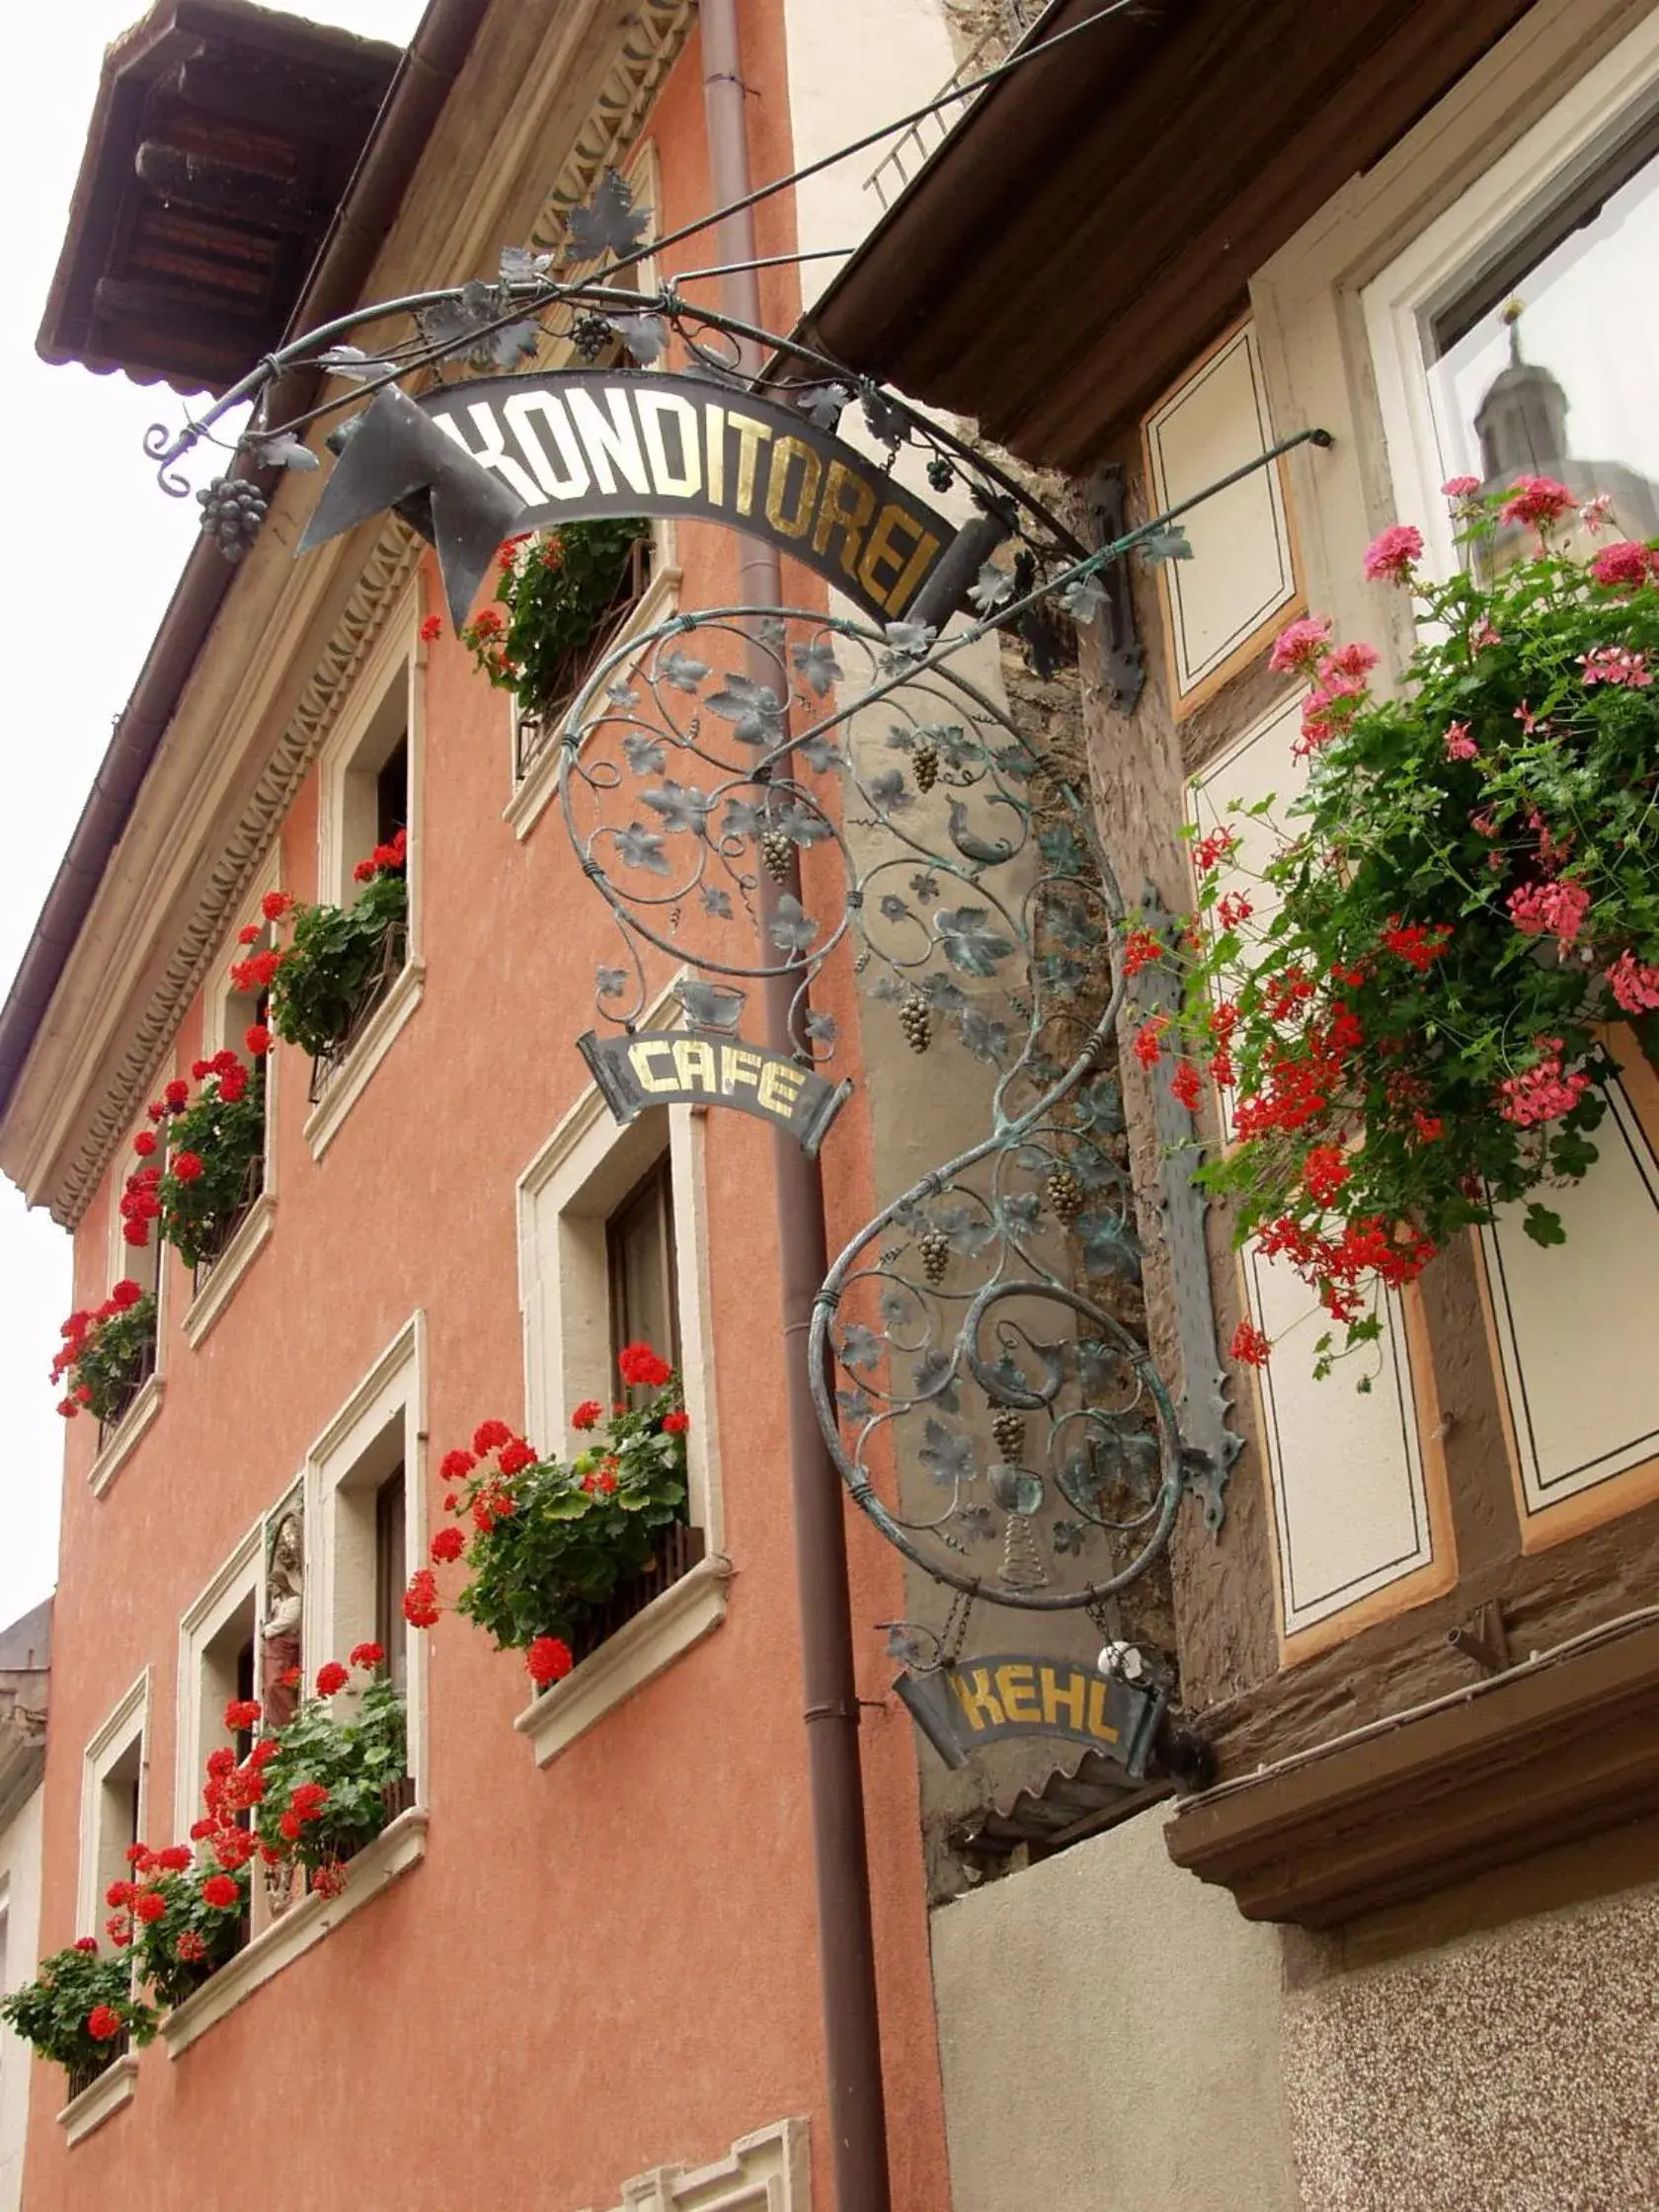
[1191,701,1435,1636]
[1483,1078,1659,1511]
[930,1805,1304,2212]
[1146,325,1297,695]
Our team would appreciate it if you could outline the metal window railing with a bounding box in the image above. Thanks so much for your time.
[513,536,656,786]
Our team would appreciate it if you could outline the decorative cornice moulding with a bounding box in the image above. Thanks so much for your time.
[528,0,696,253]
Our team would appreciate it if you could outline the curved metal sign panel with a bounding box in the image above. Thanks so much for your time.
[300,371,952,627]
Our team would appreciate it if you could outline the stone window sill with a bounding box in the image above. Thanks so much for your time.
[514,1549,731,1766]
[58,2052,137,2146]
[503,562,682,843]
[89,1376,164,1499]
[302,959,424,1161]
[182,1191,276,1349]
[160,1807,428,2057]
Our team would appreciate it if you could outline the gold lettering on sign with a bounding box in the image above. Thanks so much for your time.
[757,1059,805,1118]
[811,461,878,583]
[704,403,727,508]
[889,525,944,615]
[720,1045,764,1096]
[950,1669,1004,1732]
[728,414,775,517]
[1040,1665,1087,1733]
[629,1040,678,1094]
[672,1037,718,1093]
[1086,1680,1121,1747]
[764,436,824,539]
[995,1663,1041,1726]
[859,504,932,610]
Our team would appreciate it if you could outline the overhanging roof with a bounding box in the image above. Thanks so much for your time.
[803,0,1540,472]
[39,0,400,396]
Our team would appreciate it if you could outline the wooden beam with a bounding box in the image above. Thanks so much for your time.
[134,140,317,231]
[176,56,388,147]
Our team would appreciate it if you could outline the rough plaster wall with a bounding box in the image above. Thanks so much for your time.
[1284,1879,1659,2211]
[929,1803,1304,2212]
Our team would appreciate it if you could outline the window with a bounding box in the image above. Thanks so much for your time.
[185,877,282,1333]
[305,1317,425,1801]
[607,1152,681,1384]
[78,1677,148,1937]
[307,595,425,1154]
[176,1526,263,1860]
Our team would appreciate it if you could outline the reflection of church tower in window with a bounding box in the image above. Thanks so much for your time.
[1475,301,1659,536]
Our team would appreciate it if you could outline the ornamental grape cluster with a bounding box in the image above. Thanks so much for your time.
[196,475,268,561]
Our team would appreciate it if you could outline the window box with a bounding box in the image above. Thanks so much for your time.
[306,915,409,1105]
[514,1546,730,1767]
[89,1372,164,1497]
[57,2051,137,2146]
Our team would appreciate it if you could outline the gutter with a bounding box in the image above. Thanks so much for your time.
[0,0,491,1133]
[701,7,895,2207]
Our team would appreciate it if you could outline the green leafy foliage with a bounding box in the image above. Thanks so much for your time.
[251,1670,407,1872]
[1163,489,1659,1369]
[442,1379,688,1654]
[127,1864,248,2010]
[463,519,649,722]
[0,1944,156,2077]
[267,869,407,1059]
[158,1067,265,1268]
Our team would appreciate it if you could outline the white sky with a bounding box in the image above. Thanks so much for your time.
[0,0,426,1632]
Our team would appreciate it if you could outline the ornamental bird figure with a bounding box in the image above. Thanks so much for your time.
[946,799,1017,870]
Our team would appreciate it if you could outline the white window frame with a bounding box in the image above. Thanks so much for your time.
[301,1313,428,1799]
[77,1673,149,1938]
[1363,10,1659,579]
[174,1521,264,1848]
[305,586,427,1159]
[183,852,282,1345]
[514,979,728,1761]
[88,1115,167,1497]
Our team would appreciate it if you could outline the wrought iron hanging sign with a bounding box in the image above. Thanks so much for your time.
[298,371,953,627]
[893,1652,1165,1775]
[577,1024,850,1154]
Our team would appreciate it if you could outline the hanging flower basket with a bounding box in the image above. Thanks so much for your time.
[1154,480,1659,1375]
[404,1343,689,1690]
[459,517,652,726]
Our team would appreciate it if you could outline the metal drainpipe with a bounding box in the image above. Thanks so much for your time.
[700,10,894,2211]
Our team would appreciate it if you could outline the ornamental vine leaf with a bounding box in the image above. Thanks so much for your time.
[798,383,854,432]
[866,769,914,812]
[641,781,712,836]
[795,732,842,773]
[1075,1210,1142,1283]
[935,907,1014,978]
[958,1006,1010,1063]
[612,314,669,367]
[706,673,785,748]
[660,648,710,693]
[699,884,733,920]
[805,1009,837,1045]
[768,895,818,954]
[622,732,667,776]
[968,563,1013,615]
[1060,572,1107,623]
[839,1321,884,1375]
[565,169,651,264]
[499,244,555,282]
[614,823,670,875]
[595,965,628,1000]
[918,1417,974,1489]
[774,801,831,848]
[791,639,842,697]
[254,433,319,472]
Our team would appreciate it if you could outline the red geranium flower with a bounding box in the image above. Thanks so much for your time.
[223,1698,261,1731]
[87,2005,123,2041]
[617,1341,672,1388]
[172,1150,204,1183]
[349,1641,384,1670]
[472,1418,512,1454]
[1229,1321,1272,1369]
[105,1880,134,1909]
[245,1023,273,1057]
[134,1891,166,1924]
[662,1409,690,1435]
[201,1873,240,1909]
[571,1400,602,1431]
[497,1437,536,1476]
[430,1526,465,1562]
[289,1781,329,1815]
[175,1931,207,1963]
[155,1845,193,1873]
[439,1448,476,1482]
[403,1569,440,1628]
[163,1078,189,1107]
[314,1661,350,1698]
[419,613,443,643]
[526,1635,574,1687]
[74,1936,99,1953]
[132,1129,157,1157]
[261,890,293,921]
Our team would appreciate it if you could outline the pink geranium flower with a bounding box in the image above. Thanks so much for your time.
[1498,474,1574,531]
[1362,524,1423,583]
[1267,616,1331,675]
